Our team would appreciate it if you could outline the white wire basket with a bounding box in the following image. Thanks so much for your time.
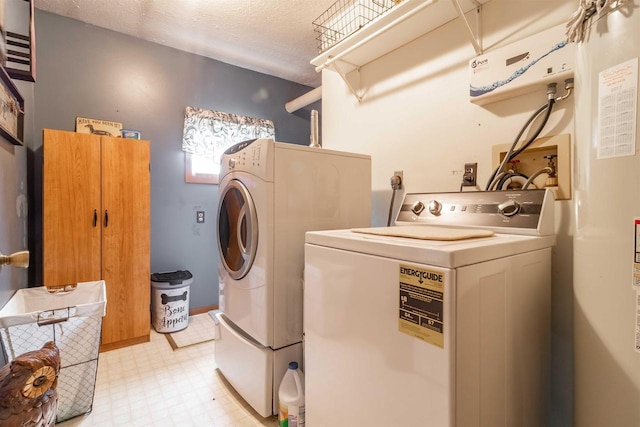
[0,281,106,423]
[313,0,403,53]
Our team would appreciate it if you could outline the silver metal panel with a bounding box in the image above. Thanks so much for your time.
[396,189,555,235]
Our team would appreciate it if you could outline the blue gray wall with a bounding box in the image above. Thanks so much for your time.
[0,143,26,301]
[0,78,33,365]
[30,11,319,310]
[0,98,28,308]
[0,138,26,366]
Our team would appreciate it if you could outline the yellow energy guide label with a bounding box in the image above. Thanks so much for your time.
[398,264,445,348]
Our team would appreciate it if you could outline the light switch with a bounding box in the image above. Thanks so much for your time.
[196,211,205,223]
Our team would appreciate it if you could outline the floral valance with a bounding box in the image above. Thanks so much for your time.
[181,106,275,159]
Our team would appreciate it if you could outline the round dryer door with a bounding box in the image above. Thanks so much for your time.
[217,179,258,280]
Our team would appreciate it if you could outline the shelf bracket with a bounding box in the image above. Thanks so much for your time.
[451,0,484,55]
[331,60,363,103]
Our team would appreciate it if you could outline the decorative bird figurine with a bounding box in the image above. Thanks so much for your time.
[0,342,61,427]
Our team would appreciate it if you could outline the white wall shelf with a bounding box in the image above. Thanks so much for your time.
[311,0,491,101]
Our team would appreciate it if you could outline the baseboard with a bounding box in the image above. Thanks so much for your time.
[190,304,218,316]
[100,334,150,352]
[97,306,218,352]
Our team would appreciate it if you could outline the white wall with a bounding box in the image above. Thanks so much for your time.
[321,0,577,425]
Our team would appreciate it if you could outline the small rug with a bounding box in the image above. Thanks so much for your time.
[165,313,217,350]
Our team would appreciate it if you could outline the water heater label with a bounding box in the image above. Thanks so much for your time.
[636,292,640,353]
[597,57,638,159]
[398,264,444,348]
[633,219,640,288]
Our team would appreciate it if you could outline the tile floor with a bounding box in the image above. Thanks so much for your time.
[58,330,278,427]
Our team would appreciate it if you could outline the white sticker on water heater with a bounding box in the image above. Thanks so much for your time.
[636,292,640,353]
[633,219,640,288]
[597,57,638,159]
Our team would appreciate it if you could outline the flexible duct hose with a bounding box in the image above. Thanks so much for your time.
[485,98,556,190]
[522,167,554,190]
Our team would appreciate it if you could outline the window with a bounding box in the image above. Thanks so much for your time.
[182,106,275,184]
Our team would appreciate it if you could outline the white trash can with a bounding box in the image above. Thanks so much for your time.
[150,270,192,333]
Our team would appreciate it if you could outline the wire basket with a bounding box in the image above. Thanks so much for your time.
[0,281,106,423]
[313,0,403,53]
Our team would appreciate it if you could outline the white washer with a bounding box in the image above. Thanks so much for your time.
[215,138,371,417]
[304,189,556,427]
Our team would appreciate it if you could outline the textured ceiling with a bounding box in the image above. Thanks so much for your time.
[34,0,338,88]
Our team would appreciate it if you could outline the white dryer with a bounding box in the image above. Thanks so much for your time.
[304,189,556,427]
[214,138,371,417]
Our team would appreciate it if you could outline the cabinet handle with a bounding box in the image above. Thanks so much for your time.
[93,209,97,227]
[104,210,109,228]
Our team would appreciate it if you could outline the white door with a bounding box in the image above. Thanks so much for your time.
[217,178,258,280]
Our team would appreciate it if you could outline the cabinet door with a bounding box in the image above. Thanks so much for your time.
[100,136,150,347]
[43,129,101,285]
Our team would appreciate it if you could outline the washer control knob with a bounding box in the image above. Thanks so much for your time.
[428,200,442,216]
[228,158,237,169]
[411,201,425,216]
[498,199,520,217]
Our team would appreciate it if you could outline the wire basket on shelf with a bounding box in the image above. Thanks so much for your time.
[313,0,403,53]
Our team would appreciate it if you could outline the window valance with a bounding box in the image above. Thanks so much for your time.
[181,106,275,159]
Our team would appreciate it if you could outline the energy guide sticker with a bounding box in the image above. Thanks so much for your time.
[398,264,445,348]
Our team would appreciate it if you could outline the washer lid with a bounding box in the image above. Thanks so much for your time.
[305,228,555,268]
[352,225,494,241]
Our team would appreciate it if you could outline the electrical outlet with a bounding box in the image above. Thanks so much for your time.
[462,163,477,187]
[196,211,205,223]
[391,170,403,190]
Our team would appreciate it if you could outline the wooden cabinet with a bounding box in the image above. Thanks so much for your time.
[43,129,150,352]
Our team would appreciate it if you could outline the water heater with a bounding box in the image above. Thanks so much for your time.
[573,7,640,427]
[469,24,575,105]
